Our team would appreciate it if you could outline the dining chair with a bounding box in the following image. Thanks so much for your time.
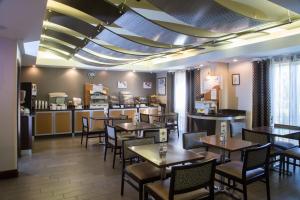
[216,143,271,200]
[144,129,168,143]
[273,124,298,150]
[140,113,150,123]
[144,159,216,200]
[182,132,230,164]
[242,128,281,164]
[121,137,162,200]
[104,124,130,168]
[81,117,104,148]
[165,113,179,138]
[280,147,300,176]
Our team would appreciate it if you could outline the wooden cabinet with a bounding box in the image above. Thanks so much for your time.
[90,110,105,131]
[75,110,90,133]
[35,112,53,135]
[54,111,72,134]
[124,109,137,122]
[109,109,123,118]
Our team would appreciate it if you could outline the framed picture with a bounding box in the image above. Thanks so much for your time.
[143,81,152,89]
[232,74,240,85]
[117,81,127,89]
[157,77,166,96]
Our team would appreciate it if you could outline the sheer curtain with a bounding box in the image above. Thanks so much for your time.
[270,56,300,126]
[174,71,187,133]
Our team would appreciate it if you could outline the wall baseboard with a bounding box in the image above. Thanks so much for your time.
[0,169,18,179]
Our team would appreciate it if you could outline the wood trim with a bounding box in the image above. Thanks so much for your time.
[0,169,18,179]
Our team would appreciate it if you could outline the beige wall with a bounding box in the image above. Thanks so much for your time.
[200,62,229,108]
[199,62,253,128]
[0,38,18,172]
[228,62,253,128]
[20,67,156,101]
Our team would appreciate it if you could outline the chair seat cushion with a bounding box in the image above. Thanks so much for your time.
[125,162,161,181]
[216,161,265,180]
[284,147,300,159]
[146,179,209,200]
[273,141,297,150]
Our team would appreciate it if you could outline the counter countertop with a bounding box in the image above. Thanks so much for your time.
[187,112,246,121]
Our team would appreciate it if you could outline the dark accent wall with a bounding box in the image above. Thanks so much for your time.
[20,67,156,101]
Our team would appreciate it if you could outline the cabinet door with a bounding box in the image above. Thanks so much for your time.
[35,112,53,135]
[149,107,159,123]
[124,109,137,122]
[139,108,149,114]
[91,110,105,131]
[54,112,72,134]
[109,110,122,118]
[75,111,90,132]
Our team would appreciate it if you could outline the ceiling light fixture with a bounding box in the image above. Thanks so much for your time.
[233,59,238,62]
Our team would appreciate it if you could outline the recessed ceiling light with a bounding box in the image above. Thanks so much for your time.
[72,67,76,70]
[233,59,238,62]
[200,64,204,67]
[32,65,36,68]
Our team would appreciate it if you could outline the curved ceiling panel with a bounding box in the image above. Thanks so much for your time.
[76,50,125,65]
[39,45,71,58]
[107,0,226,38]
[215,0,299,21]
[147,0,263,33]
[47,0,184,48]
[96,29,174,54]
[41,35,77,49]
[54,0,121,24]
[42,28,85,47]
[85,41,144,60]
[40,40,75,55]
[114,11,206,46]
[270,0,300,14]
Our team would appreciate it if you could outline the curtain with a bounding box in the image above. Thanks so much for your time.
[252,60,271,127]
[174,71,187,133]
[186,70,195,131]
[167,72,175,112]
[270,56,300,126]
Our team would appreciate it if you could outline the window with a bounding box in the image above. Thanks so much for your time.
[174,71,187,132]
[270,56,300,126]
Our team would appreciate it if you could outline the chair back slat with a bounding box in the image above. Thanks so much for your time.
[242,129,269,145]
[144,130,167,143]
[169,160,216,197]
[140,113,150,123]
[122,138,155,161]
[243,143,271,172]
[182,132,207,150]
[82,117,89,132]
[106,125,116,139]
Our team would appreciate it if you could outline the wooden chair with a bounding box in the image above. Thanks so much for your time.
[216,143,271,200]
[280,147,300,175]
[182,132,230,164]
[140,113,150,123]
[165,113,179,138]
[242,128,281,164]
[121,137,162,200]
[81,117,104,148]
[144,129,168,143]
[144,159,216,200]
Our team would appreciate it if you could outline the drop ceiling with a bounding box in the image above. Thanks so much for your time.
[34,0,300,71]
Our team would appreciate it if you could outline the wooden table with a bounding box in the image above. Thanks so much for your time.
[128,143,204,179]
[249,126,300,140]
[116,122,165,132]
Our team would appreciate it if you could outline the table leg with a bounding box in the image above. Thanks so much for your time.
[160,167,167,180]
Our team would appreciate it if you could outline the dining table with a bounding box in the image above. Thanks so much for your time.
[249,126,300,140]
[116,121,165,132]
[128,143,205,179]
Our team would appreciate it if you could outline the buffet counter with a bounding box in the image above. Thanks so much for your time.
[187,109,246,135]
[34,107,159,136]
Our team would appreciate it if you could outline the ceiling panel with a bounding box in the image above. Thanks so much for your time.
[270,0,300,14]
[148,0,263,33]
[43,29,85,47]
